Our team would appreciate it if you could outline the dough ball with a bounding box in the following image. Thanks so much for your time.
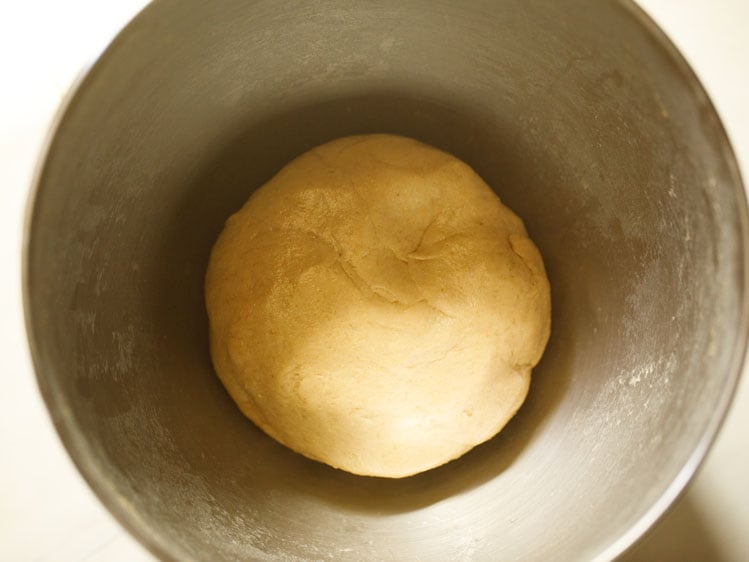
[205,134,551,478]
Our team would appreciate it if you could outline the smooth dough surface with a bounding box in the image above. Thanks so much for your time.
[205,134,551,478]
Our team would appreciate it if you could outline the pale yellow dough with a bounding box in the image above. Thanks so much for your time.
[205,134,551,478]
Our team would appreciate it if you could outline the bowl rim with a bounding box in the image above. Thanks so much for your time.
[21,1,749,561]
[22,4,181,561]
[593,1,749,560]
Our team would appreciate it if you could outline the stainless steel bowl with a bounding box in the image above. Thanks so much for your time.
[24,1,748,560]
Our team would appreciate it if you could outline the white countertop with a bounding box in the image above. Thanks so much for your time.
[1,1,747,560]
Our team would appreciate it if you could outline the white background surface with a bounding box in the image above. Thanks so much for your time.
[1,1,747,560]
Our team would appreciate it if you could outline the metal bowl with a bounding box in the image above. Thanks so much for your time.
[23,0,748,560]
